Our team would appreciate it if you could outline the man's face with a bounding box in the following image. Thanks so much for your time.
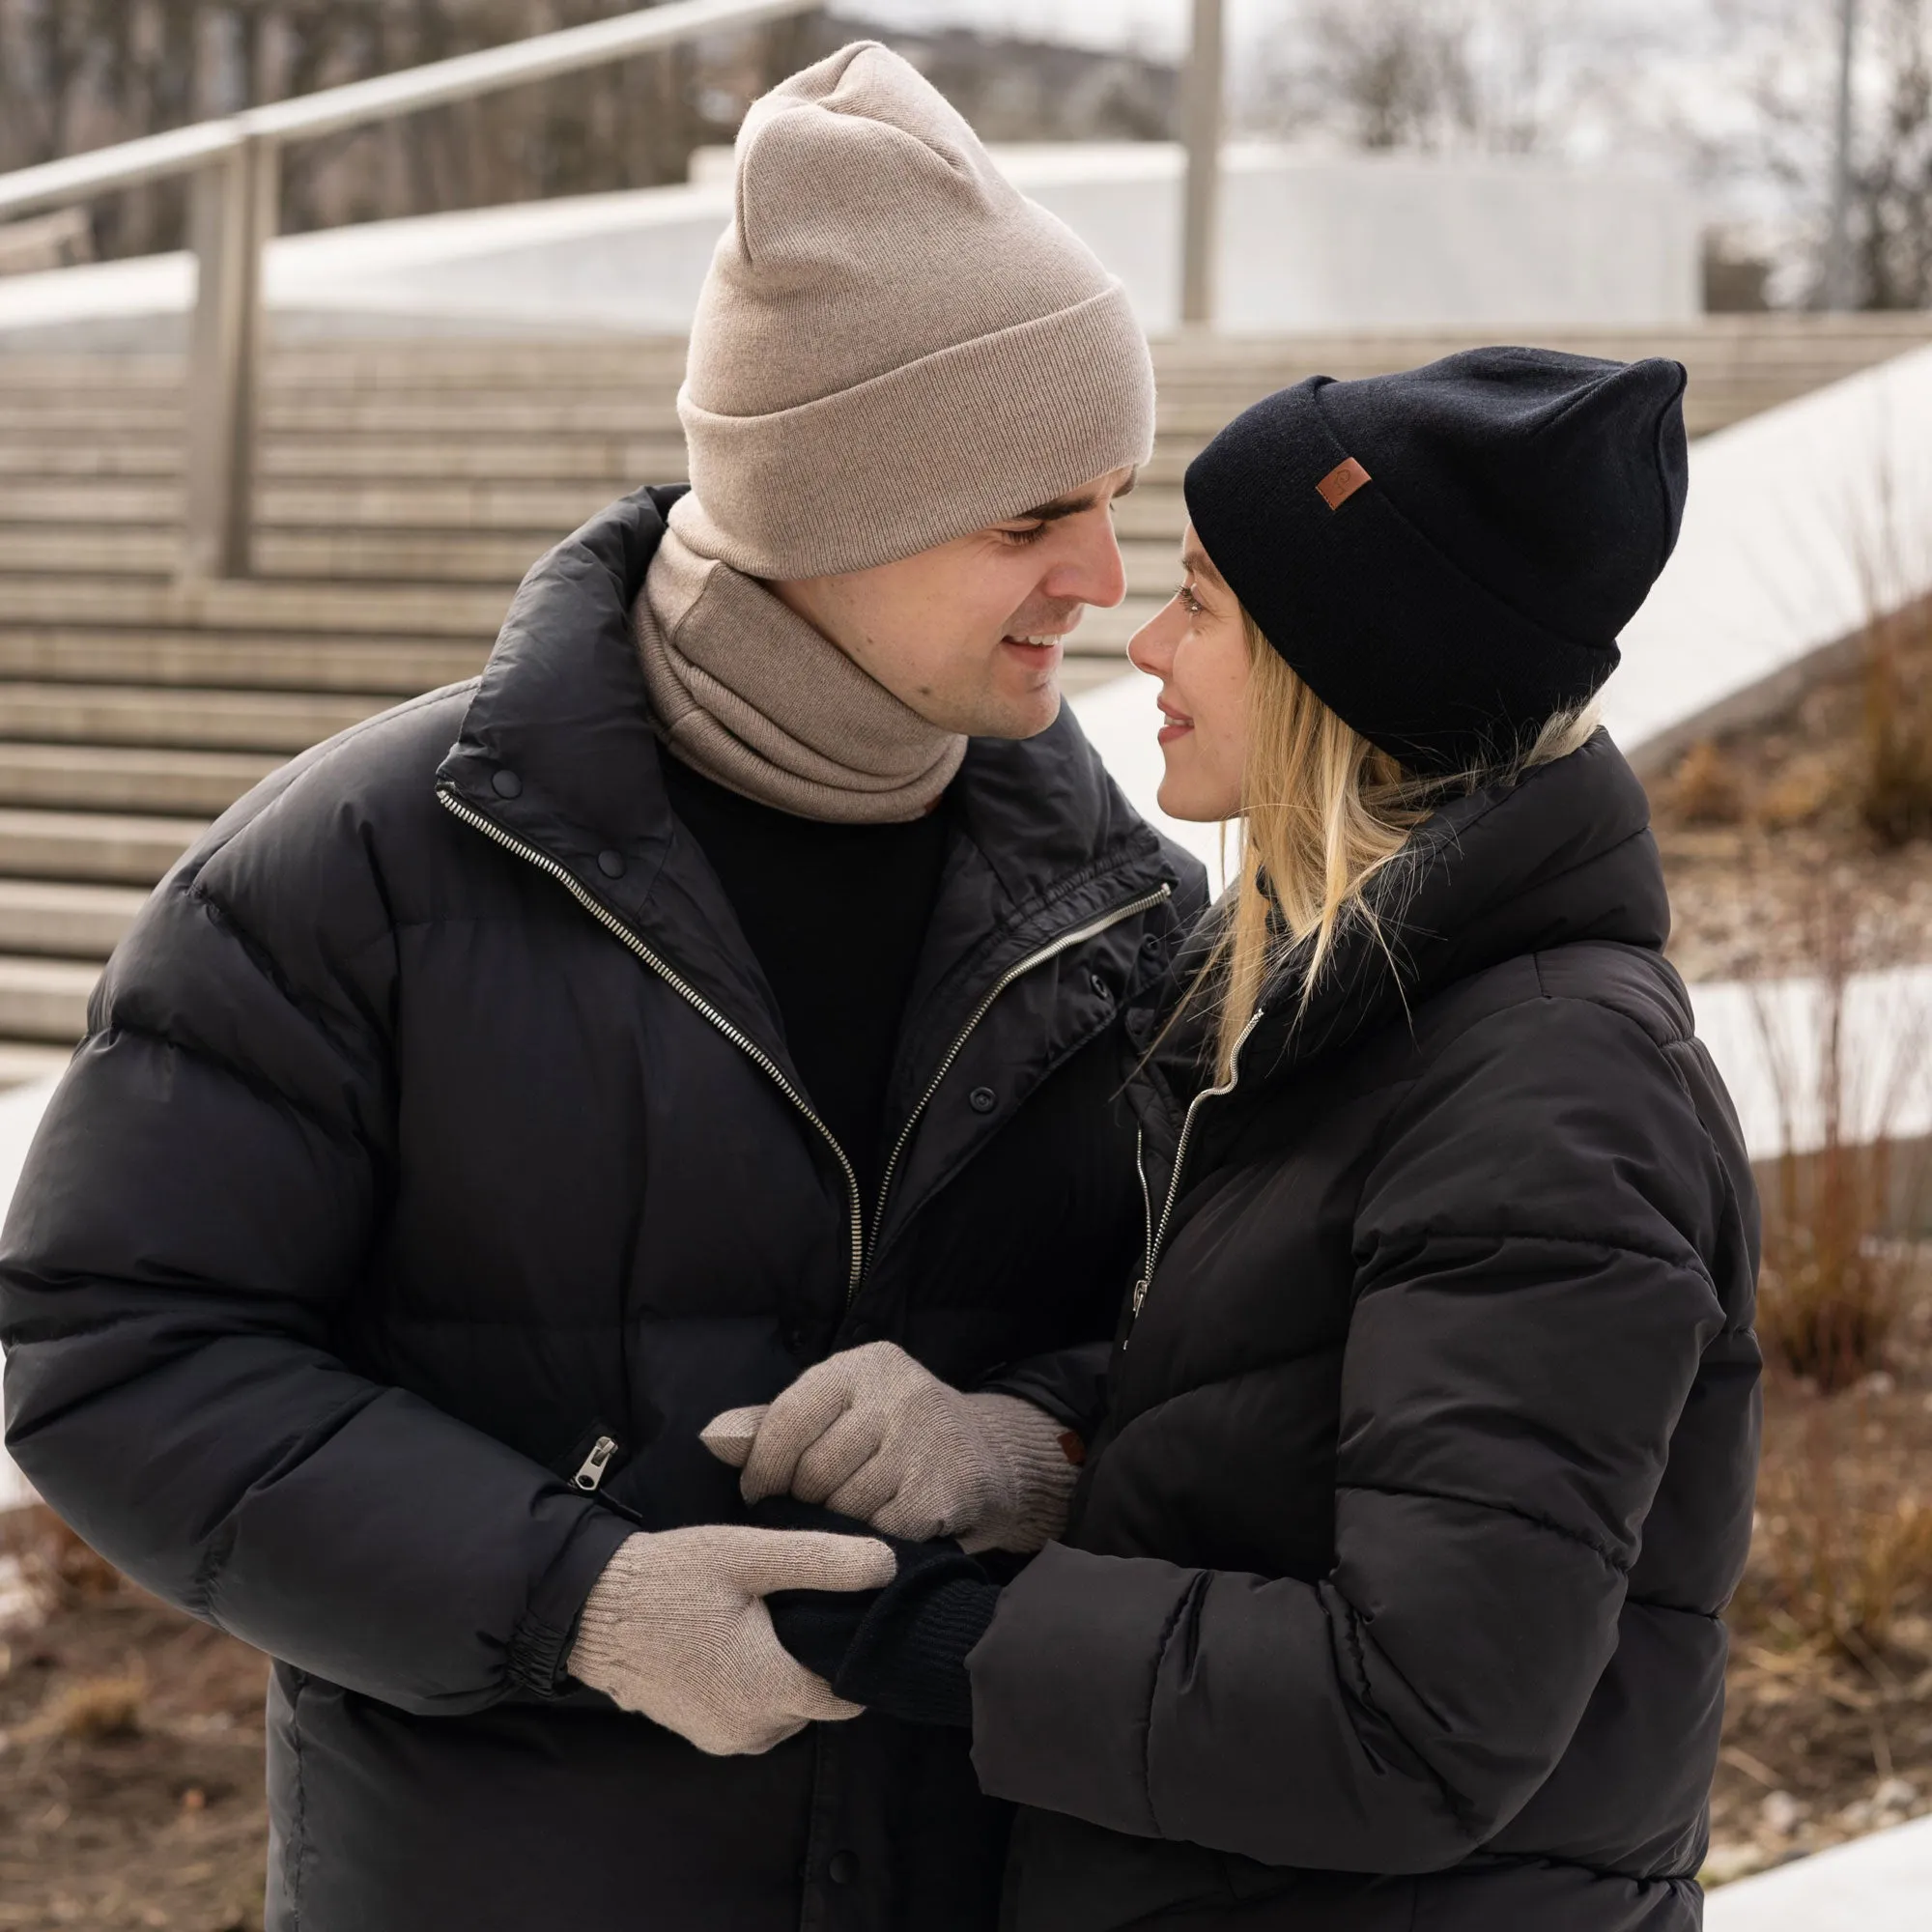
[767,467,1137,740]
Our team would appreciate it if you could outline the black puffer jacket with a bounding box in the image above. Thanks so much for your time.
[0,489,1204,1932]
[970,735,1762,1932]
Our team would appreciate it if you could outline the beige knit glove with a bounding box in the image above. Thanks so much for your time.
[700,1342,1082,1554]
[567,1525,894,1755]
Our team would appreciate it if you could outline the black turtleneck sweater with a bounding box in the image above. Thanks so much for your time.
[661,753,952,1203]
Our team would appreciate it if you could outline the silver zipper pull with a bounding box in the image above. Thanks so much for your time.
[573,1435,618,1492]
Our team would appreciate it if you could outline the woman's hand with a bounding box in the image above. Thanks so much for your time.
[701,1341,1081,1552]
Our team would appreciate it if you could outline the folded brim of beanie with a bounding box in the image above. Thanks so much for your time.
[1186,383,1621,775]
[676,282,1154,581]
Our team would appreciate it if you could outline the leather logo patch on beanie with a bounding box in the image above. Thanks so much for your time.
[1317,458,1373,511]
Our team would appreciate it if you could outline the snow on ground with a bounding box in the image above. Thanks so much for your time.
[0,1074,55,1511]
[1703,1811,1932,1929]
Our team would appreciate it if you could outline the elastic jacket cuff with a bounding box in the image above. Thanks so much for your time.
[506,1504,639,1697]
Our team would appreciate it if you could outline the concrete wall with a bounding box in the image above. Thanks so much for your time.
[992,143,1699,334]
[0,141,1699,348]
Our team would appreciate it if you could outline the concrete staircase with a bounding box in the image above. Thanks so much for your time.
[0,313,1928,1081]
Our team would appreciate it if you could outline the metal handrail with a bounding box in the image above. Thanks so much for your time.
[0,0,820,577]
[0,123,243,224]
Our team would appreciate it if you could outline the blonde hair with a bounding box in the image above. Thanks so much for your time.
[1200,611,1601,1082]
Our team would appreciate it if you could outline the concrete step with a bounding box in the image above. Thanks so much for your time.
[1115,494,1186,542]
[0,483,177,524]
[2,527,1192,592]
[1,359,1842,448]
[258,437,691,482]
[262,398,688,436]
[0,436,692,485]
[0,743,283,815]
[1058,655,1128,701]
[0,527,181,576]
[1122,544,1189,599]
[261,344,692,387]
[0,628,485,694]
[0,683,388,751]
[0,401,180,435]
[0,476,1191,537]
[0,1039,76,1088]
[0,808,207,886]
[1069,600,1159,653]
[0,954,102,1043]
[0,575,508,638]
[0,441,179,479]
[0,355,178,389]
[0,880,147,959]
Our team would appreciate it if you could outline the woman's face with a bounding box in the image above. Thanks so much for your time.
[1126,525,1252,822]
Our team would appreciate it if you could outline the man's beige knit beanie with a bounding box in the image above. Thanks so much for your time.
[672,41,1156,581]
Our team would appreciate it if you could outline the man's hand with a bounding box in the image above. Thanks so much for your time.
[700,1341,1081,1553]
[567,1525,894,1755]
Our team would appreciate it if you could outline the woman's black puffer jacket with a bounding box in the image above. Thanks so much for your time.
[969,733,1763,1932]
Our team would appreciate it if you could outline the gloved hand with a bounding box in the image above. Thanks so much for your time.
[763,1512,1000,1730]
[567,1525,895,1756]
[699,1341,1082,1553]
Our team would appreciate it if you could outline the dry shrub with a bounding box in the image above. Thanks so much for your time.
[1745,1387,1932,1659]
[1757,753,1844,831]
[1858,596,1932,849]
[0,1505,122,1615]
[1757,1141,1910,1389]
[1671,739,1748,824]
[19,1673,147,1744]
[1752,882,1930,1389]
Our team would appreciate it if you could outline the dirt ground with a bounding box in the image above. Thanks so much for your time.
[1705,1249,1932,1882]
[1652,607,1932,982]
[0,1518,268,1931]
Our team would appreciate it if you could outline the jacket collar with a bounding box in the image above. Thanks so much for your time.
[436,487,1187,1096]
[1185,730,1669,1099]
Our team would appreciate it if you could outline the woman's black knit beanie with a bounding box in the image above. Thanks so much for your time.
[1181,347,1690,775]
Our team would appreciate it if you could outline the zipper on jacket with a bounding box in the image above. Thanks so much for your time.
[572,1434,619,1492]
[440,786,1170,1305]
[1133,1127,1153,1293]
[866,883,1174,1256]
[437,787,868,1295]
[1124,1006,1265,1346]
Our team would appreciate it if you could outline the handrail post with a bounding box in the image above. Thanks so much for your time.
[183,133,275,580]
[1179,0,1225,330]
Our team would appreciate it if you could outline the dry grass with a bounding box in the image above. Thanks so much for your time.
[1669,738,1749,824]
[1713,1250,1932,1884]
[1757,1146,1912,1390]
[1858,595,1932,849]
[1744,1378,1932,1659]
[1750,881,1929,1390]
[17,1672,148,1745]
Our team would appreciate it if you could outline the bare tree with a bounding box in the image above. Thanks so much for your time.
[1723,0,1932,308]
[1249,0,1560,156]
[1858,0,1932,307]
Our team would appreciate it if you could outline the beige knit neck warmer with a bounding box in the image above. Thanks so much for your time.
[634,523,966,824]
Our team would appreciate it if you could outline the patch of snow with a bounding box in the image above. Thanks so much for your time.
[1704,1811,1932,1929]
